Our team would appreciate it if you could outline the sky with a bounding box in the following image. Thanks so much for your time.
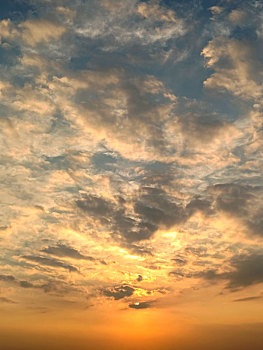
[0,0,263,349]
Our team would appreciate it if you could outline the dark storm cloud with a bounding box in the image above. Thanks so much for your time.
[41,244,95,261]
[22,255,78,272]
[101,285,134,300]
[129,301,154,309]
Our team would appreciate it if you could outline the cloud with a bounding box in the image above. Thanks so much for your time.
[136,275,143,282]
[101,285,134,300]
[207,183,263,237]
[0,19,19,43]
[129,300,154,309]
[133,186,188,230]
[198,253,263,289]
[19,280,35,288]
[228,9,247,25]
[0,18,66,48]
[226,254,263,289]
[76,195,115,218]
[137,1,176,22]
[19,19,66,46]
[171,258,187,266]
[73,0,186,47]
[0,274,16,282]
[41,244,95,261]
[0,0,263,322]
[0,296,16,304]
[22,255,79,272]
[202,37,263,102]
[209,6,224,15]
[76,186,202,246]
[233,296,262,302]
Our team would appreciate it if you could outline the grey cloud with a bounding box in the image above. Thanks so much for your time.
[70,0,186,48]
[207,183,263,237]
[0,296,16,304]
[168,270,185,278]
[246,215,263,237]
[177,112,232,144]
[76,195,114,218]
[126,244,153,256]
[75,191,158,243]
[129,301,154,309]
[102,285,134,300]
[233,296,263,302]
[0,274,16,282]
[76,71,174,154]
[172,258,187,266]
[76,187,209,246]
[226,254,263,289]
[22,255,78,272]
[186,197,213,216]
[0,274,53,293]
[202,36,263,101]
[197,253,263,289]
[210,183,252,216]
[136,275,143,282]
[41,244,95,261]
[184,246,209,258]
[132,186,188,237]
[19,280,35,288]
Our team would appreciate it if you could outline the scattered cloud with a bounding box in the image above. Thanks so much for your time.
[41,244,95,261]
[101,285,135,300]
[129,300,154,309]
[21,256,79,272]
[0,0,263,326]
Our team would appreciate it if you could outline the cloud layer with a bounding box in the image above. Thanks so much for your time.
[0,0,262,323]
